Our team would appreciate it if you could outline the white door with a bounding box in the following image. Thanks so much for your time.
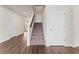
[46,6,67,45]
[55,10,66,45]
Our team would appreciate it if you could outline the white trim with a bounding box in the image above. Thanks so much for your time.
[46,44,79,48]
[26,43,30,46]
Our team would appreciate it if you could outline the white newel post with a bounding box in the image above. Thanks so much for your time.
[27,27,30,46]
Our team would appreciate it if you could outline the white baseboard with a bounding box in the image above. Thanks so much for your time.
[64,44,73,47]
[26,43,30,46]
[45,44,78,48]
[72,44,79,48]
[45,44,64,47]
[45,44,51,47]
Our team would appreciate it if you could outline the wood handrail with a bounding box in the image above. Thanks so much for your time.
[30,14,35,27]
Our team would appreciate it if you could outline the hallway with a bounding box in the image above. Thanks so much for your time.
[1,5,79,54]
[30,23,45,45]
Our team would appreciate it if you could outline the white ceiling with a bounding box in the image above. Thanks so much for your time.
[33,5,44,15]
[3,5,44,18]
[4,5,34,18]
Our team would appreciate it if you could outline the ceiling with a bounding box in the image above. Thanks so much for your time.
[4,5,34,18]
[3,5,45,18]
[33,5,45,15]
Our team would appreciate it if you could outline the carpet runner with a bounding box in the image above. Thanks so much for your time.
[30,23,45,45]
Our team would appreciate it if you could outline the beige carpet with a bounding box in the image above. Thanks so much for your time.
[30,23,45,45]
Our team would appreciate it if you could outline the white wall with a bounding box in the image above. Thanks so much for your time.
[34,15,42,23]
[0,7,10,42]
[72,6,79,46]
[15,15,25,36]
[42,6,47,44]
[0,6,25,43]
[43,5,79,47]
[43,6,72,46]
[34,6,43,23]
[64,6,73,46]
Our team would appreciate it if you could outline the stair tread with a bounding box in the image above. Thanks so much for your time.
[30,23,45,45]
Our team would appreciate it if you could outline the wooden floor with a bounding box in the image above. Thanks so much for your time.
[0,33,79,54]
[0,34,27,54]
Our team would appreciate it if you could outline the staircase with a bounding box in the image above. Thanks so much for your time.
[30,23,45,45]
